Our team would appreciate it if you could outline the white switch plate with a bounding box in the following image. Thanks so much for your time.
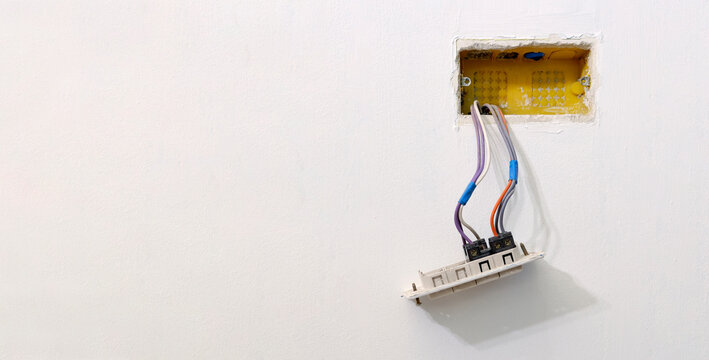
[403,245,544,301]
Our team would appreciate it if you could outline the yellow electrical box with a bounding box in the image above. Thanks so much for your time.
[459,46,591,115]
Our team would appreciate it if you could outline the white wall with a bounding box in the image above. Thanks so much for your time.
[1,1,708,358]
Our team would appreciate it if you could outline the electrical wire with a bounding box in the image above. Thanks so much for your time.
[458,205,481,240]
[492,105,517,235]
[474,101,491,185]
[494,106,518,234]
[461,101,490,240]
[484,104,518,236]
[490,180,513,236]
[497,183,516,232]
[454,203,471,243]
[454,102,487,244]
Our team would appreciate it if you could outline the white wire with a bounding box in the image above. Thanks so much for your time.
[474,100,491,185]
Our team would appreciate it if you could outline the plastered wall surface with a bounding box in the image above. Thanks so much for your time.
[1,1,708,359]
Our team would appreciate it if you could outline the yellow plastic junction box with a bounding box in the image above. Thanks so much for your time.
[458,45,591,116]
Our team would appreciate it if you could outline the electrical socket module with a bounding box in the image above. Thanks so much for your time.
[402,238,543,303]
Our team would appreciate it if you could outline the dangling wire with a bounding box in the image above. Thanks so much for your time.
[454,101,488,244]
[484,104,518,236]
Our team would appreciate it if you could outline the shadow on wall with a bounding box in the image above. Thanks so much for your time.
[515,130,557,257]
[420,261,595,346]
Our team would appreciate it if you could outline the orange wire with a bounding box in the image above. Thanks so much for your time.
[490,180,513,236]
[495,106,510,133]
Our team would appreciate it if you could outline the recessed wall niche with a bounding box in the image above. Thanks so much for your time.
[454,37,597,123]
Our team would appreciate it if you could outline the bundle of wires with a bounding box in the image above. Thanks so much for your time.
[484,104,518,236]
[454,101,490,244]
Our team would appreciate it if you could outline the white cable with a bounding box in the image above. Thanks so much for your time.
[474,100,491,185]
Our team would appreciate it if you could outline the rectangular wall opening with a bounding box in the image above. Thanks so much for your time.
[456,39,595,117]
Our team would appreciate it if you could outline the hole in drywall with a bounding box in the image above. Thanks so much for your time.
[457,40,594,116]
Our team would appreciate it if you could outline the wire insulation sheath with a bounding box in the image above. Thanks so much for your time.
[484,104,519,235]
[474,101,491,185]
[454,103,487,244]
[490,180,513,236]
[458,205,481,240]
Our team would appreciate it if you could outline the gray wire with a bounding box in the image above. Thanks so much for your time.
[494,106,517,161]
[458,205,481,240]
[485,104,518,234]
[497,181,517,233]
[495,181,512,232]
[488,105,516,161]
[495,104,518,232]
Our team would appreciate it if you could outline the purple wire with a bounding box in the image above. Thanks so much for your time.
[454,104,486,244]
[471,106,485,183]
[454,202,468,242]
